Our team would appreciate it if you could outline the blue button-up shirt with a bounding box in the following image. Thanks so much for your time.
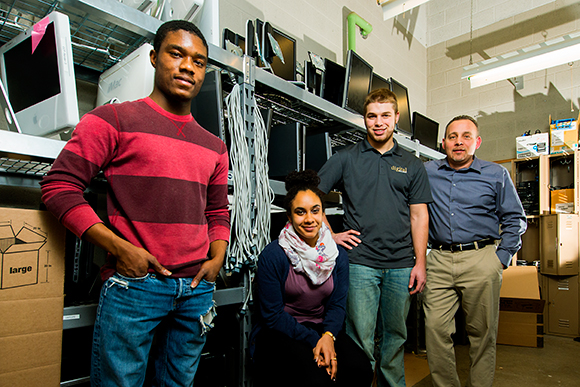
[424,157,527,267]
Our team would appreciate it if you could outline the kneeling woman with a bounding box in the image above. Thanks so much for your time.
[251,170,372,387]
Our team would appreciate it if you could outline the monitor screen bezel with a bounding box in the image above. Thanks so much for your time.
[371,72,391,92]
[342,50,373,116]
[412,112,440,150]
[320,58,346,107]
[0,11,78,137]
[389,77,412,138]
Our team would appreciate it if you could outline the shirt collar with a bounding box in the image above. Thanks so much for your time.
[361,137,402,156]
[437,155,482,173]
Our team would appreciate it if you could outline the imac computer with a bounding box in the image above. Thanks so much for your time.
[342,50,373,116]
[96,43,155,106]
[371,73,391,92]
[412,112,440,151]
[0,11,79,137]
[320,58,346,107]
[389,78,412,138]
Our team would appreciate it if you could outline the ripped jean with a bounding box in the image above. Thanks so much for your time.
[91,273,216,387]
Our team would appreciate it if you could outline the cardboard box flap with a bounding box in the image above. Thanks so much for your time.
[500,266,540,299]
[4,241,47,254]
[0,224,14,239]
[15,226,46,244]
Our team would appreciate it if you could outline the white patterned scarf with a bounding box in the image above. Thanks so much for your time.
[278,221,339,285]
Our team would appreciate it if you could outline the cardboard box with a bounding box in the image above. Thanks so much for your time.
[551,188,575,214]
[0,208,66,387]
[550,116,578,155]
[516,133,549,159]
[498,266,545,347]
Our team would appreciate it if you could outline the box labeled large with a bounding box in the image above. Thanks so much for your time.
[540,214,579,275]
[550,117,578,155]
[498,266,545,347]
[0,208,66,387]
[516,133,549,159]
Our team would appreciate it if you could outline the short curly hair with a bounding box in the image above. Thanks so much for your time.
[153,20,208,53]
[283,170,326,216]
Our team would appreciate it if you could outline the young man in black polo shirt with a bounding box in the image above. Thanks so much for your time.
[318,88,432,387]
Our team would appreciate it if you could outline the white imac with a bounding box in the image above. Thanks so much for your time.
[97,43,155,106]
[0,11,79,137]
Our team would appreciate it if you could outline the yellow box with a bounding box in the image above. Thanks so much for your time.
[550,115,579,155]
[551,188,575,214]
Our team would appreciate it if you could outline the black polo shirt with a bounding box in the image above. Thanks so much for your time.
[318,139,433,269]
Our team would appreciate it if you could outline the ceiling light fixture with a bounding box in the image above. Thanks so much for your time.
[378,0,430,21]
[462,32,580,88]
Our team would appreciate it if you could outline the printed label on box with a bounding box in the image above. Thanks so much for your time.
[0,222,47,289]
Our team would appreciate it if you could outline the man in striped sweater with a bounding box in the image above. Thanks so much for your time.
[41,20,230,386]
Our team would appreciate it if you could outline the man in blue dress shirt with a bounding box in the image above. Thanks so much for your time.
[423,115,527,387]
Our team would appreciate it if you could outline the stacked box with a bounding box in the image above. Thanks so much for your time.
[0,208,66,387]
[498,266,545,347]
[550,116,579,155]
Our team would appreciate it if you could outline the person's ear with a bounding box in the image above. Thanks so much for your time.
[475,136,482,149]
[150,49,157,68]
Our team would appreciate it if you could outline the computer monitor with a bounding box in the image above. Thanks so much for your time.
[0,11,79,137]
[342,50,373,116]
[305,131,332,172]
[255,19,297,81]
[390,78,412,138]
[371,73,391,92]
[320,58,346,107]
[412,112,440,150]
[268,122,302,180]
[222,28,245,57]
[96,43,155,106]
[191,70,225,140]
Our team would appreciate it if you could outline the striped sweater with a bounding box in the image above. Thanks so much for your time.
[41,97,230,279]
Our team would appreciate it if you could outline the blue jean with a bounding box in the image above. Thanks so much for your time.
[346,264,412,387]
[91,273,216,387]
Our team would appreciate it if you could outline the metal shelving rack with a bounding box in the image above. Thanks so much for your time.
[1,1,444,386]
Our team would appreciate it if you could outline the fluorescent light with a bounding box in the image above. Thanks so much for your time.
[379,0,430,21]
[462,32,580,88]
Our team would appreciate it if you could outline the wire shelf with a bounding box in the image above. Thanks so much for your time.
[0,0,148,72]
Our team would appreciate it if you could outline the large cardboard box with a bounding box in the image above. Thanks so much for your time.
[516,133,549,159]
[498,266,545,347]
[550,188,575,214]
[550,116,579,155]
[0,207,66,387]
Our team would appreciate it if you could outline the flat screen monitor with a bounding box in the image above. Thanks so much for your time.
[412,112,440,150]
[268,122,302,180]
[305,131,331,172]
[320,58,346,107]
[371,73,391,92]
[390,78,412,138]
[191,70,225,140]
[255,19,296,81]
[0,11,79,136]
[342,50,373,116]
[222,28,245,56]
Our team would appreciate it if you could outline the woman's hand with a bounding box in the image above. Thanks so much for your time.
[313,333,337,381]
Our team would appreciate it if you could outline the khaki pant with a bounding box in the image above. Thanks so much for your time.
[423,244,503,387]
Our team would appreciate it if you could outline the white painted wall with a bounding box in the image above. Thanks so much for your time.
[426,0,580,162]
[219,0,429,115]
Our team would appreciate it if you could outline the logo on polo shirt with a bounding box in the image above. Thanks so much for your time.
[391,165,408,173]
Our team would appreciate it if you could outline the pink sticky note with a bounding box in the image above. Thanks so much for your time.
[31,17,50,54]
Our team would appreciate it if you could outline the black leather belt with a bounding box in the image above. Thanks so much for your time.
[432,238,495,253]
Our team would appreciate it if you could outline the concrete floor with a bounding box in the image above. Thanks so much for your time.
[412,335,580,386]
